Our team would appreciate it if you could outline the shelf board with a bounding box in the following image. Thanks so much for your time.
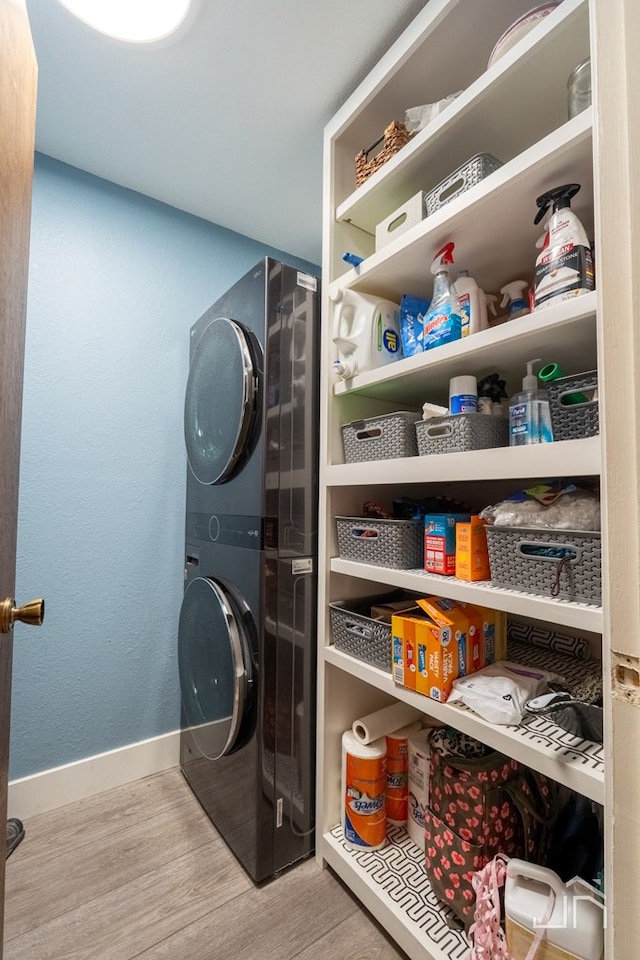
[333,292,597,405]
[322,824,469,960]
[329,557,603,634]
[329,109,593,303]
[324,643,604,804]
[336,0,590,235]
[326,436,600,485]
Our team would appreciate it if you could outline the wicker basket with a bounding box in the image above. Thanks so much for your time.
[342,411,419,463]
[336,516,423,569]
[329,597,395,671]
[415,413,509,456]
[546,370,599,440]
[424,152,503,216]
[485,525,601,605]
[355,121,413,188]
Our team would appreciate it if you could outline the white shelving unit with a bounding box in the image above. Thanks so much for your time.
[316,3,612,959]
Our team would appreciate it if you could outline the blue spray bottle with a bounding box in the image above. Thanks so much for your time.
[423,242,462,351]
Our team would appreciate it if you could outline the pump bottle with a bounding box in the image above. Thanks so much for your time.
[423,242,462,351]
[509,358,553,446]
[533,183,595,309]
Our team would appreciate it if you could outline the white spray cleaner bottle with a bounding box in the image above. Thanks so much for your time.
[454,268,486,336]
[533,183,595,309]
[331,288,401,380]
[423,242,462,351]
[500,280,530,320]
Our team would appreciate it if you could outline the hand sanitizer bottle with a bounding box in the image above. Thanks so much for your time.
[509,358,554,445]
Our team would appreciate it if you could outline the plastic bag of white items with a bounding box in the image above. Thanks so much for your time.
[404,92,463,133]
[479,483,600,531]
[448,661,561,724]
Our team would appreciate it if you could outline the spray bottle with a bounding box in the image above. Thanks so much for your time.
[454,269,487,336]
[500,281,530,320]
[423,242,462,351]
[509,358,553,445]
[533,183,595,309]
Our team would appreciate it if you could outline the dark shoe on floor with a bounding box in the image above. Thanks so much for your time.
[6,818,24,858]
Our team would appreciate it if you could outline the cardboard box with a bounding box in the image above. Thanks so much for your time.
[416,596,472,683]
[457,601,484,673]
[424,513,470,576]
[455,516,491,581]
[392,612,429,691]
[371,600,421,623]
[474,605,507,664]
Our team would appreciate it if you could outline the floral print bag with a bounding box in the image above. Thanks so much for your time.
[423,729,555,929]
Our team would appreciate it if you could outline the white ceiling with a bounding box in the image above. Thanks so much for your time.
[25,0,428,265]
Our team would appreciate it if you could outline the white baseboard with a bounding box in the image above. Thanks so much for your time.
[8,729,181,820]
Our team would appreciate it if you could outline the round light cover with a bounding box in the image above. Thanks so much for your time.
[58,0,193,43]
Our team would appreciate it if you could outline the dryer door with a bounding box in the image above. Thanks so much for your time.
[184,316,257,485]
[178,576,252,760]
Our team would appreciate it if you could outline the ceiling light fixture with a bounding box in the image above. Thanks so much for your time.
[57,0,193,44]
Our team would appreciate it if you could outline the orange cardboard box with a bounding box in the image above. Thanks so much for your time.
[392,612,429,691]
[457,601,484,673]
[416,596,472,681]
[474,605,508,664]
[455,516,491,582]
[414,616,458,702]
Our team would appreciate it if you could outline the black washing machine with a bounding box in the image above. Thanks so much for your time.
[179,258,320,881]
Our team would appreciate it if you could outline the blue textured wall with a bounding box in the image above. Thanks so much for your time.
[10,154,319,780]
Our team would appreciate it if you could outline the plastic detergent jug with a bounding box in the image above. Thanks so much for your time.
[331,289,401,380]
[533,183,595,310]
[505,860,605,960]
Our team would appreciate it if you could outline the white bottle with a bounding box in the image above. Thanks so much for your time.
[509,358,553,446]
[500,280,530,320]
[454,269,486,336]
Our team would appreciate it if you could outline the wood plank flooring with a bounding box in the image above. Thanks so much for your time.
[4,768,409,959]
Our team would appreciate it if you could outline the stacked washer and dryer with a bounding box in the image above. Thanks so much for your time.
[178,258,320,882]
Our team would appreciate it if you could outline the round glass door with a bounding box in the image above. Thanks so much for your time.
[184,316,257,485]
[178,576,249,759]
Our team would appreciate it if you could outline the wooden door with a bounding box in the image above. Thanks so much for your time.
[0,0,37,953]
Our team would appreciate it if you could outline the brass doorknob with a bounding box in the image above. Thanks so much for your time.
[0,598,45,634]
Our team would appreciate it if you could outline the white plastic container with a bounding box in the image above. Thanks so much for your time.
[449,375,477,414]
[454,269,487,336]
[332,289,401,380]
[505,859,605,960]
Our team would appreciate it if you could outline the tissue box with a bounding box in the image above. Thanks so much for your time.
[375,192,427,251]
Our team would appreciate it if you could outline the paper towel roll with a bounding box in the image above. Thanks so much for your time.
[407,728,431,852]
[341,730,387,851]
[385,721,422,826]
[352,702,424,744]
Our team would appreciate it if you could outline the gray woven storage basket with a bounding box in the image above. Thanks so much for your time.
[342,411,419,463]
[329,598,394,671]
[336,516,423,569]
[415,413,509,456]
[425,152,503,216]
[485,525,601,605]
[546,370,599,441]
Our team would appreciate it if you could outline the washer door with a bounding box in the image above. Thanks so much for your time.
[184,316,257,485]
[178,576,251,760]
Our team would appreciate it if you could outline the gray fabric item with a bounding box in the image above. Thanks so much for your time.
[6,818,24,858]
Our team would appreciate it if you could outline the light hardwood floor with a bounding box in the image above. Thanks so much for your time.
[4,768,409,959]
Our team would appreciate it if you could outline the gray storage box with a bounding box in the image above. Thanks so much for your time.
[415,413,509,456]
[425,153,503,216]
[342,411,419,463]
[546,370,599,441]
[329,597,395,671]
[336,516,423,569]
[485,525,601,605]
